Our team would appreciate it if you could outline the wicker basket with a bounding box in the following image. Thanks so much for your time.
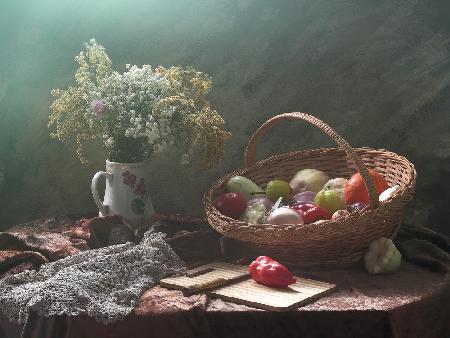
[204,113,416,267]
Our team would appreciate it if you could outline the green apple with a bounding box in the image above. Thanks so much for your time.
[265,179,292,202]
[314,189,345,215]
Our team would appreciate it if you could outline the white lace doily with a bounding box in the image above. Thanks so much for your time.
[0,232,185,324]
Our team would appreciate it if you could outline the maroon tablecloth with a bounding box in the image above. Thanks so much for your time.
[0,215,449,338]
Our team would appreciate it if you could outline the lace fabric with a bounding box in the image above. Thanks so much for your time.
[0,232,185,324]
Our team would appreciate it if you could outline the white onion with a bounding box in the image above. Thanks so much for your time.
[265,207,304,225]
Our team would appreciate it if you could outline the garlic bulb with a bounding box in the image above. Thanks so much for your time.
[379,185,400,202]
[323,177,348,200]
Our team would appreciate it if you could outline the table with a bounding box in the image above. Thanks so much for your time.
[0,216,449,338]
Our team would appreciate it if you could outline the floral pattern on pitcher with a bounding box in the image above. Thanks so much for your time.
[131,198,145,215]
[122,171,147,199]
[122,171,137,188]
[133,178,147,199]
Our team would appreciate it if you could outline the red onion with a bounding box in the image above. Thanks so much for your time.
[247,197,273,211]
[347,202,368,213]
[292,191,316,205]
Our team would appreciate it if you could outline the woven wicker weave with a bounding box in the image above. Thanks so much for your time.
[204,113,416,267]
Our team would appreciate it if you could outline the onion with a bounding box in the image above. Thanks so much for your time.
[265,207,304,225]
[347,202,368,213]
[247,197,274,211]
[292,191,316,205]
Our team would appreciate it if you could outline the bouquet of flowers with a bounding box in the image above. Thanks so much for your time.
[49,39,231,167]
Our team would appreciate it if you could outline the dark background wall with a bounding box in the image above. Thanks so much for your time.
[0,0,449,235]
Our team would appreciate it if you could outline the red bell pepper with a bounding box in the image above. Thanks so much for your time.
[290,203,331,224]
[249,256,296,288]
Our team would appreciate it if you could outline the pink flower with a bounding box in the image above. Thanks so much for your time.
[90,99,105,117]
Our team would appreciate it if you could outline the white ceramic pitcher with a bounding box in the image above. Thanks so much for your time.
[91,160,155,226]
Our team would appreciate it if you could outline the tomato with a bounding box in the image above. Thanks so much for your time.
[214,192,247,219]
[344,169,388,205]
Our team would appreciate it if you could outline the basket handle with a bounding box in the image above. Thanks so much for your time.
[245,112,379,209]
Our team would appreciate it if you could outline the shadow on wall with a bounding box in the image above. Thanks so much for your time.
[0,0,450,235]
[0,162,4,195]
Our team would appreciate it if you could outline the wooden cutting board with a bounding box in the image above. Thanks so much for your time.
[160,262,249,295]
[160,262,337,311]
[209,276,337,311]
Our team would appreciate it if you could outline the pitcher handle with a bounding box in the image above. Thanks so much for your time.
[91,171,111,216]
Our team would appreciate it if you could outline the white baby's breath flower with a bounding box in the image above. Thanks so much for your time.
[49,39,230,166]
[105,137,114,147]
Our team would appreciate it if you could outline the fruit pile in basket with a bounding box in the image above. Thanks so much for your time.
[213,168,401,226]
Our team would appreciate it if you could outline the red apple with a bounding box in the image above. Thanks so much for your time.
[214,192,247,219]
